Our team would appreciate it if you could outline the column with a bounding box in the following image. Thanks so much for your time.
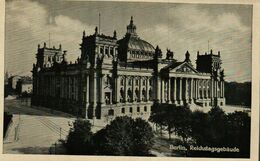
[68,76,71,99]
[194,79,197,99]
[220,81,222,98]
[211,79,214,106]
[184,78,188,102]
[173,78,177,104]
[222,81,225,98]
[86,75,89,106]
[196,79,199,99]
[193,79,196,99]
[161,79,165,103]
[139,77,142,102]
[113,47,116,57]
[157,77,161,102]
[205,80,208,98]
[179,78,183,105]
[116,76,120,103]
[190,78,193,102]
[211,79,214,98]
[92,73,97,118]
[168,78,171,103]
[215,80,218,98]
[132,77,134,102]
[124,76,128,102]
[146,78,149,101]
[100,74,105,104]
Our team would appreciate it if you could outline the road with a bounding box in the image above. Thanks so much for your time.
[3,99,76,154]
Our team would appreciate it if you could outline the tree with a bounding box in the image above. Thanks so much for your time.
[173,105,192,146]
[225,111,250,158]
[65,119,94,155]
[93,116,154,156]
[208,106,228,146]
[188,108,251,158]
[149,103,166,136]
[190,110,211,145]
[225,81,251,106]
[132,118,154,156]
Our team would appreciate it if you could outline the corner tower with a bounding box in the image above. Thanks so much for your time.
[196,49,225,107]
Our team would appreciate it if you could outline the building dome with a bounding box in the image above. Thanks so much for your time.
[127,36,155,53]
[118,16,155,62]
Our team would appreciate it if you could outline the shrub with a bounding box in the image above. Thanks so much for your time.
[64,119,94,155]
[93,116,154,156]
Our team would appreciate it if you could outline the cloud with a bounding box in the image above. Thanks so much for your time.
[5,1,252,82]
[138,5,251,82]
[5,0,94,76]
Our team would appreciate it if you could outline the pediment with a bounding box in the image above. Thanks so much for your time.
[169,62,198,74]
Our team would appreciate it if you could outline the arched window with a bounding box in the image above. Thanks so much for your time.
[121,108,125,114]
[121,78,124,86]
[120,88,124,102]
[137,107,140,112]
[143,80,146,86]
[127,88,132,102]
[105,47,109,56]
[129,107,133,113]
[149,88,152,101]
[128,79,132,86]
[142,88,146,101]
[135,79,138,85]
[110,48,114,56]
[135,88,139,101]
[100,47,104,54]
[149,79,153,86]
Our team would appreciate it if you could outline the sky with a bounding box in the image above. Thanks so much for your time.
[5,0,252,82]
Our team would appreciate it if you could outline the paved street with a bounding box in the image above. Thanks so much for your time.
[3,99,76,154]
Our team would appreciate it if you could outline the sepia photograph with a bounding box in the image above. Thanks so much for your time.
[3,0,253,159]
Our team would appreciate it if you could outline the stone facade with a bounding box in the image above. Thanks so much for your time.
[31,17,225,120]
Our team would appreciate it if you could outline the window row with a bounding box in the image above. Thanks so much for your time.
[120,78,153,86]
[99,46,117,56]
[121,106,148,114]
[119,88,153,102]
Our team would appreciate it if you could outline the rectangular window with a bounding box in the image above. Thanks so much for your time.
[129,107,132,113]
[121,108,125,114]
[149,79,152,86]
[108,109,114,116]
[137,107,140,112]
[105,48,109,55]
[100,47,104,54]
[135,80,138,85]
[110,48,114,55]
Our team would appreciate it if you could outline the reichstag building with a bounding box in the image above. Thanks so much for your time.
[31,17,226,120]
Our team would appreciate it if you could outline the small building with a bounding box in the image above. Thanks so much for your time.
[8,75,21,90]
[16,77,33,94]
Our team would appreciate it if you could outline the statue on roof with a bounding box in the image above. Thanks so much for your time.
[166,49,174,60]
